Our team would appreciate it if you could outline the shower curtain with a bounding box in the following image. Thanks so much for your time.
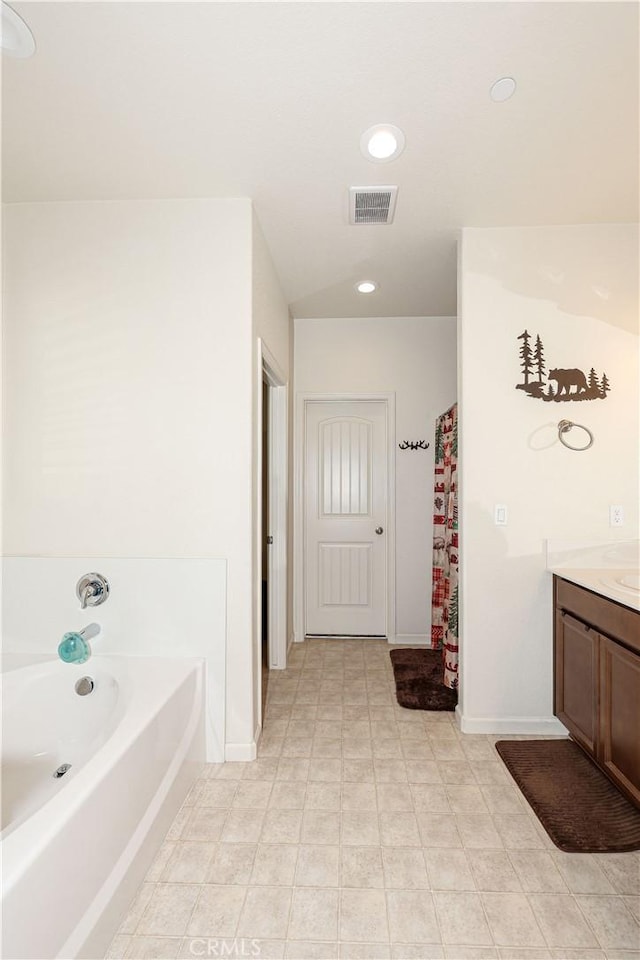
[431,403,459,690]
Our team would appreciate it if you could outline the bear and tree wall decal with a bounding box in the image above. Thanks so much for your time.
[515,329,611,402]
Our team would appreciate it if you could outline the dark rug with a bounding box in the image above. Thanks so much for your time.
[496,738,640,853]
[389,648,458,711]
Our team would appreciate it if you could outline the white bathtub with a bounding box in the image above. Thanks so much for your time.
[1,655,205,960]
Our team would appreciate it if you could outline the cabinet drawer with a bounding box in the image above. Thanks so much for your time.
[555,577,640,655]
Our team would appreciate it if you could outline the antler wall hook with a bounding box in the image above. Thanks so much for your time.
[398,440,430,451]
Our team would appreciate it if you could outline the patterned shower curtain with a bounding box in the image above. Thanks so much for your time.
[431,403,459,690]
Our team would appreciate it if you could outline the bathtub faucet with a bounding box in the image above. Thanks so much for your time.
[76,573,110,609]
[58,623,101,664]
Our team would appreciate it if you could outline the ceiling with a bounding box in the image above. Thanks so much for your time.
[2,1,638,318]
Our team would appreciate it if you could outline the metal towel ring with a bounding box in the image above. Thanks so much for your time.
[558,419,594,451]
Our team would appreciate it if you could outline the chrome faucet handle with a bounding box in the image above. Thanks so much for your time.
[76,573,110,609]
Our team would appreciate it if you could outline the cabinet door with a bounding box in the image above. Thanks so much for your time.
[599,635,640,806]
[555,611,599,755]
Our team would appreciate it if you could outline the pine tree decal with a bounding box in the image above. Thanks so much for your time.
[517,330,534,386]
[533,334,546,383]
[588,368,600,397]
[452,415,458,458]
[600,373,611,398]
[435,422,444,462]
[448,585,459,640]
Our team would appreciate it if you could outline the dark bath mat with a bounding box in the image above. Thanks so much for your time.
[389,648,458,711]
[496,738,640,853]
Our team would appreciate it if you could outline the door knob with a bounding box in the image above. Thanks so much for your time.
[375,527,384,535]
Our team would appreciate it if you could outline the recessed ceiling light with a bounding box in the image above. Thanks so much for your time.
[1,1,36,58]
[355,281,378,294]
[360,124,405,163]
[490,77,517,103]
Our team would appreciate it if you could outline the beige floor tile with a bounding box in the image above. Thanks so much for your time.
[343,759,375,782]
[431,741,466,763]
[233,781,273,808]
[236,886,292,939]
[434,891,493,946]
[288,887,339,940]
[527,893,599,948]
[287,941,340,959]
[276,759,310,782]
[343,739,374,759]
[182,808,228,842]
[308,759,343,782]
[377,783,414,812]
[624,895,640,923]
[508,851,568,893]
[261,809,303,844]
[315,721,343,739]
[445,785,489,815]
[492,816,546,850]
[340,888,389,942]
[186,885,246,937]
[282,738,314,759]
[471,763,510,785]
[342,782,378,811]
[344,720,373,739]
[145,842,176,881]
[341,846,385,888]
[424,848,476,891]
[466,850,522,892]
[301,809,341,844]
[340,942,392,959]
[393,945,445,960]
[220,809,265,844]
[198,780,238,807]
[382,847,430,888]
[206,843,257,884]
[138,884,201,936]
[596,855,640,895]
[379,811,421,847]
[304,782,341,810]
[269,781,307,809]
[287,721,317,738]
[124,936,183,959]
[444,949,497,960]
[105,934,131,958]
[162,842,216,883]
[480,892,545,947]
[410,814,460,852]
[454,815,503,850]
[295,845,340,887]
[119,883,155,934]
[496,950,550,959]
[312,738,343,758]
[550,852,615,894]
[438,762,476,785]
[343,810,381,845]
[244,759,283,781]
[480,785,527,816]
[402,741,436,760]
[374,760,410,783]
[387,889,440,943]
[574,895,640,950]
[547,951,605,959]
[410,784,450,812]
[373,739,404,760]
[250,844,299,885]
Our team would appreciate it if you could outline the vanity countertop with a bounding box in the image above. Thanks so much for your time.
[548,566,640,612]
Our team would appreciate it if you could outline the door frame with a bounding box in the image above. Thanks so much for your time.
[294,392,396,644]
[256,340,288,706]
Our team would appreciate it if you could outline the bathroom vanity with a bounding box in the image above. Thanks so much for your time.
[553,573,640,807]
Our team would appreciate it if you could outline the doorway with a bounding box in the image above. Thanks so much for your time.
[297,395,396,641]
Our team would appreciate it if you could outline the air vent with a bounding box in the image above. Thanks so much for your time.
[349,186,398,225]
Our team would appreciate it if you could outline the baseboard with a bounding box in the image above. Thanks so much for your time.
[458,713,569,737]
[388,634,429,645]
[224,741,257,761]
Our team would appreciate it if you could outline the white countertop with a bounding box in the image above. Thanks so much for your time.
[548,567,640,612]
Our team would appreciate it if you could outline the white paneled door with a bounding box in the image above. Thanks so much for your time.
[305,400,388,636]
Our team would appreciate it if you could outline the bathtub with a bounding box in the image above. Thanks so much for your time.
[1,655,205,960]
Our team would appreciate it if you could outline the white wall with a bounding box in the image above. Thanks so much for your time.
[294,316,457,641]
[2,198,267,757]
[251,213,292,735]
[458,223,639,732]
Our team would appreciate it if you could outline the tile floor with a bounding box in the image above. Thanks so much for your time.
[108,640,640,960]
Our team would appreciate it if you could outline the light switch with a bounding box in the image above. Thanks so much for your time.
[494,504,508,526]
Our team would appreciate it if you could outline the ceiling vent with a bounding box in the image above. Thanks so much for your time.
[349,186,398,225]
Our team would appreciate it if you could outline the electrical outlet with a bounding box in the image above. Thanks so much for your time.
[609,505,624,527]
[494,504,508,526]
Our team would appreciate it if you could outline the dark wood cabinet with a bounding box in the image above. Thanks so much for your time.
[553,575,640,807]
